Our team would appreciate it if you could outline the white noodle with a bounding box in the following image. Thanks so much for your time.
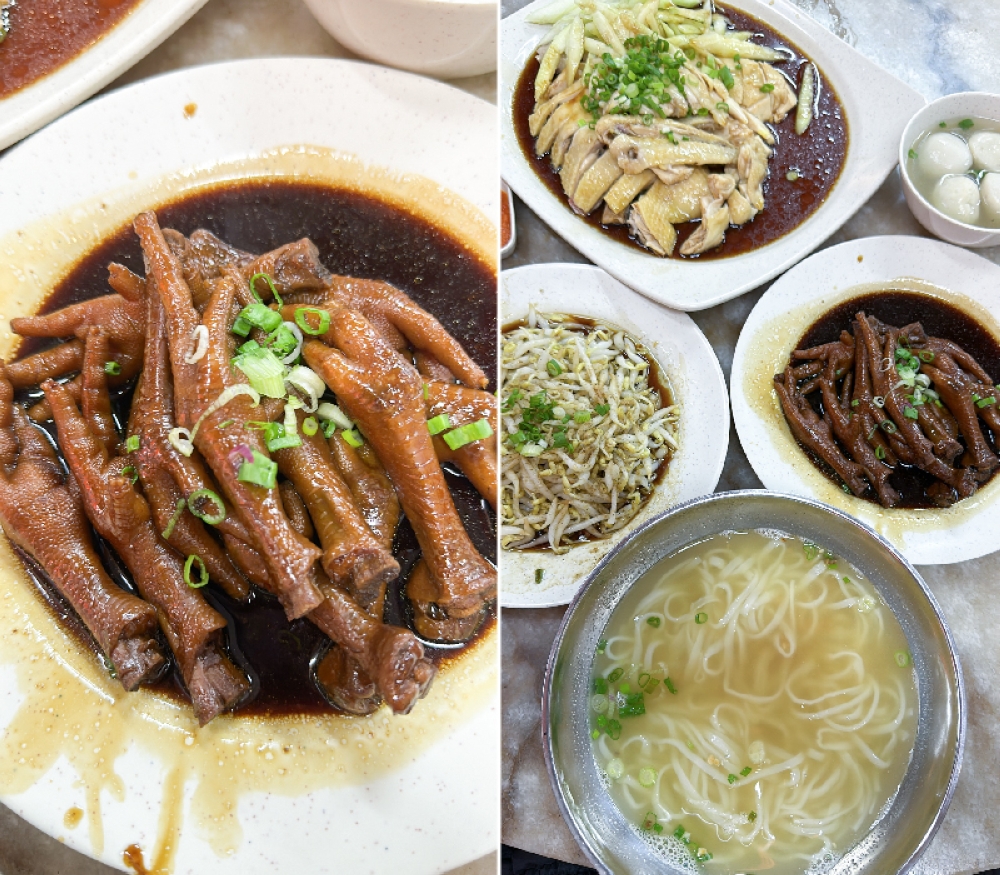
[591,531,916,874]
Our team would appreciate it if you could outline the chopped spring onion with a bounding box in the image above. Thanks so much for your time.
[121,465,139,484]
[606,719,621,740]
[608,667,624,683]
[423,383,430,400]
[641,812,657,831]
[125,435,140,453]
[322,420,337,439]
[169,427,195,457]
[573,410,591,424]
[239,302,283,334]
[233,346,287,398]
[903,405,919,420]
[895,650,911,667]
[593,677,608,695]
[294,307,331,336]
[748,811,757,822]
[646,615,661,627]
[104,360,122,376]
[317,402,353,430]
[161,498,186,540]
[237,449,278,489]
[443,419,493,450]
[427,413,452,435]
[740,766,752,777]
[184,554,209,589]
[695,612,708,624]
[590,693,609,713]
[639,768,656,788]
[535,568,545,585]
[728,773,737,785]
[875,445,886,460]
[607,758,624,780]
[594,403,610,416]
[185,325,210,363]
[959,118,975,130]
[977,395,997,408]
[249,271,283,307]
[546,359,562,377]
[285,364,325,412]
[187,488,226,525]
[664,677,677,694]
[218,419,234,429]
[275,322,304,363]
[760,82,775,93]
[302,416,318,436]
[341,429,364,448]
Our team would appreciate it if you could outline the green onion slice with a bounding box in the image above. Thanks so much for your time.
[249,272,283,307]
[294,307,331,336]
[302,416,318,436]
[237,449,278,489]
[104,361,122,376]
[161,498,186,541]
[125,435,140,453]
[341,429,364,448]
[546,359,562,377]
[187,488,226,525]
[443,419,494,451]
[695,612,708,624]
[121,465,139,484]
[184,554,209,589]
[427,413,452,435]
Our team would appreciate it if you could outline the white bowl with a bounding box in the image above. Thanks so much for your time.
[301,0,497,79]
[899,91,1000,248]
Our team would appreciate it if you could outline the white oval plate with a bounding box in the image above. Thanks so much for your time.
[732,235,1000,567]
[500,263,729,607]
[0,0,209,152]
[500,0,926,312]
[0,59,497,875]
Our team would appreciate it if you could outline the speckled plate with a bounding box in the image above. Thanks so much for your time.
[0,58,497,875]
[0,0,210,152]
[500,263,729,608]
[500,0,926,312]
[731,235,1000,566]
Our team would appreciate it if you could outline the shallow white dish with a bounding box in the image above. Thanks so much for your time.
[0,58,497,875]
[0,0,209,152]
[301,0,497,79]
[500,263,729,607]
[500,0,926,312]
[731,235,1000,567]
[899,91,1000,248]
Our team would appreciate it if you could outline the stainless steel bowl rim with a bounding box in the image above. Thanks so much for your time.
[541,489,966,875]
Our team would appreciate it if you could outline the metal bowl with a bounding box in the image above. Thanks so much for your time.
[543,491,965,875]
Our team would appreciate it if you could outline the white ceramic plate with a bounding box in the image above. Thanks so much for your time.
[731,235,1000,566]
[0,0,209,152]
[0,59,497,875]
[500,0,926,312]
[500,263,729,607]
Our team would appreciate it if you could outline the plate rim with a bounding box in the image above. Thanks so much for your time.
[730,233,1000,567]
[500,0,927,312]
[500,262,729,608]
[0,0,211,151]
[0,56,498,875]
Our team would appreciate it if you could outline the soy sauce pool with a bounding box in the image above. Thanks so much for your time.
[13,179,497,717]
[513,5,849,260]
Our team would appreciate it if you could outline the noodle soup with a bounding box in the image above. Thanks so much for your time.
[590,530,917,874]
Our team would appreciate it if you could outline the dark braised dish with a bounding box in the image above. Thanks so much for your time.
[775,304,1000,509]
[0,205,497,725]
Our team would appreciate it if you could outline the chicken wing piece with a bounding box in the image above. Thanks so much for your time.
[303,312,496,643]
[273,408,399,611]
[128,291,251,601]
[425,382,497,508]
[134,211,323,619]
[282,277,488,389]
[45,374,248,725]
[0,364,164,690]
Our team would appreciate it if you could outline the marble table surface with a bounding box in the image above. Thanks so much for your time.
[0,2,495,874]
[500,0,1000,873]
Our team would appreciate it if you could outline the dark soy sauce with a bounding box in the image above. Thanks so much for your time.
[513,5,849,259]
[794,290,1000,508]
[12,180,497,716]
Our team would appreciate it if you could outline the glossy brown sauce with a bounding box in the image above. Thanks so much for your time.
[12,179,497,716]
[501,314,673,550]
[0,0,143,99]
[794,291,1000,508]
[513,5,849,260]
